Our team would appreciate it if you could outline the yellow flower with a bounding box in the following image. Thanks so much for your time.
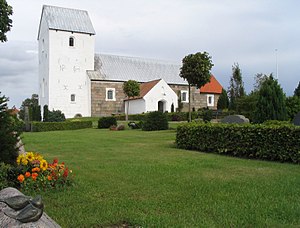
[40,159,48,171]
[16,155,23,165]
[35,153,44,162]
[21,157,28,166]
[26,152,35,162]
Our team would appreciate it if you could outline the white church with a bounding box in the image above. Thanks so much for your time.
[38,5,223,118]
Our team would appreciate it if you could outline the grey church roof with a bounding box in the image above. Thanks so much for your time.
[88,54,188,85]
[38,5,95,38]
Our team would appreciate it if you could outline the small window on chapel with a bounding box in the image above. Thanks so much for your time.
[69,37,75,47]
[106,88,116,101]
[71,94,76,102]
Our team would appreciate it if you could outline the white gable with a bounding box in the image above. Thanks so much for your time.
[125,79,178,115]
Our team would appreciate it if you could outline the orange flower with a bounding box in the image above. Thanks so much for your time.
[25,172,31,178]
[47,175,52,181]
[32,167,40,172]
[17,174,25,183]
[31,172,38,181]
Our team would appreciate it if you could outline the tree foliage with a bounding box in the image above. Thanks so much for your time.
[19,94,39,121]
[254,73,269,91]
[294,81,300,97]
[0,93,22,164]
[253,74,287,123]
[236,91,259,121]
[217,89,229,110]
[123,80,140,121]
[285,96,300,120]
[0,0,13,42]
[180,52,214,121]
[228,63,245,110]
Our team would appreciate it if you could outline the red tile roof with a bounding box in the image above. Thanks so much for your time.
[200,75,223,94]
[126,79,160,100]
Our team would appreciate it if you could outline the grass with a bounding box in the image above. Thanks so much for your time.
[23,128,300,227]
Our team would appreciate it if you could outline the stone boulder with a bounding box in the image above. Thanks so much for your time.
[221,115,250,124]
[0,187,60,228]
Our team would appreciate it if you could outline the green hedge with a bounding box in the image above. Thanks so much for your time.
[31,120,92,132]
[176,123,300,163]
[114,110,234,122]
[142,111,168,131]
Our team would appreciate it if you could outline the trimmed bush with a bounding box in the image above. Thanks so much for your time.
[48,109,66,122]
[142,111,168,131]
[176,123,300,163]
[98,116,117,129]
[31,120,92,132]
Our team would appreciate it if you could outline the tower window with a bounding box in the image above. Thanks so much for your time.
[69,37,75,47]
[71,94,76,102]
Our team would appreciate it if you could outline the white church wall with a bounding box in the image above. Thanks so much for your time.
[47,30,95,118]
[125,99,145,115]
[38,16,50,113]
[144,79,178,112]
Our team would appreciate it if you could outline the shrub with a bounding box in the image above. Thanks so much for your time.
[47,109,66,122]
[0,93,23,165]
[176,123,300,163]
[263,120,292,126]
[98,116,117,129]
[0,162,11,190]
[31,120,92,132]
[142,111,168,131]
[202,109,213,123]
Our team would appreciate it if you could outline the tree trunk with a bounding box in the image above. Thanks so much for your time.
[188,84,191,122]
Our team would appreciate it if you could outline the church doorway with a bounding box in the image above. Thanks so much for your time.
[158,100,165,112]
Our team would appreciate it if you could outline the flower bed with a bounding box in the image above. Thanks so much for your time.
[16,152,74,191]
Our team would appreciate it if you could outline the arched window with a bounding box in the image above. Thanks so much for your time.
[69,37,75,47]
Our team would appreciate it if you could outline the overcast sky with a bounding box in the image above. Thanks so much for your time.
[1,0,300,108]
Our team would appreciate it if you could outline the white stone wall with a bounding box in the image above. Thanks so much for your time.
[39,22,95,118]
[38,16,50,112]
[125,99,145,115]
[144,79,178,112]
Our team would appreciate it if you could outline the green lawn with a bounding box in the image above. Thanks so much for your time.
[23,128,300,227]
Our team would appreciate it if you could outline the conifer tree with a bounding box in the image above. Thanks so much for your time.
[253,74,287,123]
[294,81,300,97]
[217,89,229,110]
[228,63,245,110]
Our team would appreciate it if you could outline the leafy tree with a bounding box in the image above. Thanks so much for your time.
[228,63,245,110]
[123,80,140,121]
[285,96,300,120]
[180,52,214,122]
[253,74,287,123]
[19,94,39,121]
[0,0,13,42]
[294,81,300,97]
[0,92,22,164]
[217,89,229,110]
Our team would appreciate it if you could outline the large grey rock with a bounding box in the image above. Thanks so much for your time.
[293,112,300,126]
[221,115,250,124]
[0,187,60,228]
